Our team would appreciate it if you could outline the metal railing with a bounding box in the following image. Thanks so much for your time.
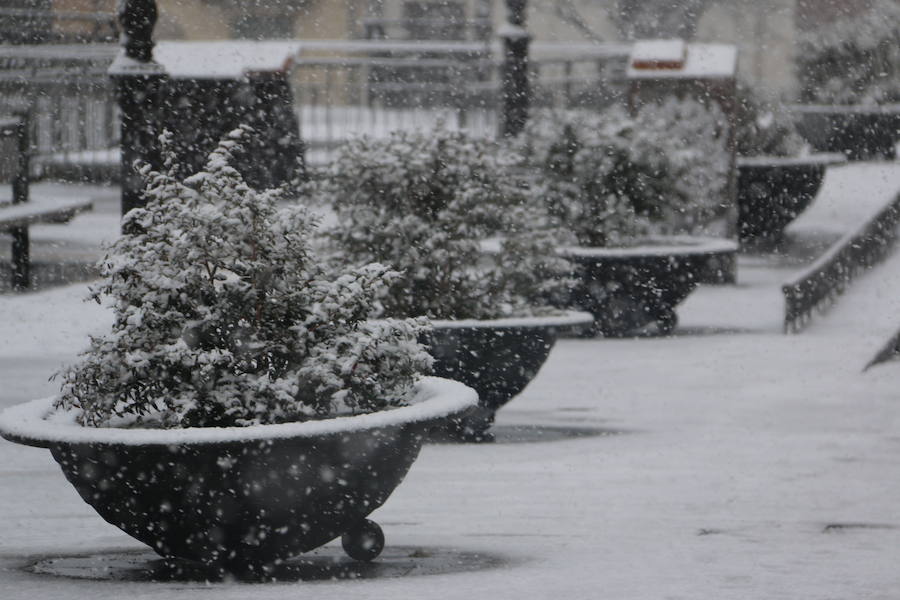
[292,40,630,165]
[782,191,900,333]
[362,17,493,42]
[0,43,119,180]
[0,6,117,44]
[0,39,631,176]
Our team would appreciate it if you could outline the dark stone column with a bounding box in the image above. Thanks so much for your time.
[110,0,165,219]
[500,0,531,138]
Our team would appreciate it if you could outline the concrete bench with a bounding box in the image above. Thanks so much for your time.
[1,115,93,291]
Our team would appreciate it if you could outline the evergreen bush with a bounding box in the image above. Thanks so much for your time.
[735,85,808,157]
[314,129,565,320]
[797,0,900,106]
[519,98,729,247]
[56,128,432,428]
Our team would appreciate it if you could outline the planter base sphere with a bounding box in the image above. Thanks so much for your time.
[341,519,385,562]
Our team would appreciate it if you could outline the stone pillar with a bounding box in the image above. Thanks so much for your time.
[499,0,531,138]
[110,0,166,219]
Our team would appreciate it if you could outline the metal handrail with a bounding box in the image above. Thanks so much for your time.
[782,191,900,333]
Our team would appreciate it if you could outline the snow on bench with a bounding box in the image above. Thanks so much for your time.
[781,163,900,333]
[0,197,94,292]
[2,114,93,291]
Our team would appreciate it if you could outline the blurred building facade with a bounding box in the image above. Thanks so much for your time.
[0,0,879,98]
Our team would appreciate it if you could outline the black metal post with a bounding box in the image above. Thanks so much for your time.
[500,0,531,138]
[111,0,165,219]
[11,112,30,291]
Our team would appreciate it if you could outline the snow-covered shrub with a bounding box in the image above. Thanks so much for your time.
[519,98,729,247]
[735,85,808,157]
[55,128,432,428]
[797,0,900,105]
[314,129,564,320]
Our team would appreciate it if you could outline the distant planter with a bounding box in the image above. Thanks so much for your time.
[423,312,593,442]
[736,153,846,244]
[791,104,900,161]
[0,378,476,576]
[558,236,738,337]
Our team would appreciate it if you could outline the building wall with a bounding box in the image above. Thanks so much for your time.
[71,0,877,99]
[694,0,799,99]
[524,0,620,42]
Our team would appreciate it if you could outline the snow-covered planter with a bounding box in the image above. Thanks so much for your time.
[790,103,900,161]
[518,100,733,336]
[0,378,476,575]
[0,129,477,574]
[315,130,591,440]
[424,312,594,440]
[557,237,737,337]
[794,0,900,159]
[735,89,846,243]
[736,153,846,244]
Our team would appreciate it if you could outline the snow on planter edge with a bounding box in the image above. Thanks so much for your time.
[429,310,595,330]
[736,153,847,168]
[0,376,477,448]
[558,236,738,258]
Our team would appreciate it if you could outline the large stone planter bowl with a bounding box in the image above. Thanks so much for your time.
[422,312,593,442]
[0,377,476,575]
[558,236,738,337]
[791,103,900,161]
[736,153,846,244]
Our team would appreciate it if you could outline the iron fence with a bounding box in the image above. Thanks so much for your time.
[0,40,630,176]
[292,40,629,165]
[0,43,118,181]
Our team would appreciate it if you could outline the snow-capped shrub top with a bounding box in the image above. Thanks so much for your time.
[55,128,432,428]
[735,86,808,157]
[797,0,900,105]
[519,98,729,247]
[315,129,565,320]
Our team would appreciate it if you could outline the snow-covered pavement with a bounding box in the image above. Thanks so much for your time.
[1,166,900,599]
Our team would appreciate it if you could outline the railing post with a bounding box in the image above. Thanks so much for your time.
[109,0,165,221]
[499,0,531,138]
[11,112,30,291]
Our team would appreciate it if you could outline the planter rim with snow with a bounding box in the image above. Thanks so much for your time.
[0,376,478,571]
[0,376,477,448]
[557,235,738,259]
[736,152,847,168]
[428,309,594,330]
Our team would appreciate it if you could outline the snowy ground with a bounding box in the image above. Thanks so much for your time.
[1,165,900,599]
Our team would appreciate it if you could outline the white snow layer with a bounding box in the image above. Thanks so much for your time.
[627,43,737,79]
[0,378,477,448]
[1,164,900,598]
